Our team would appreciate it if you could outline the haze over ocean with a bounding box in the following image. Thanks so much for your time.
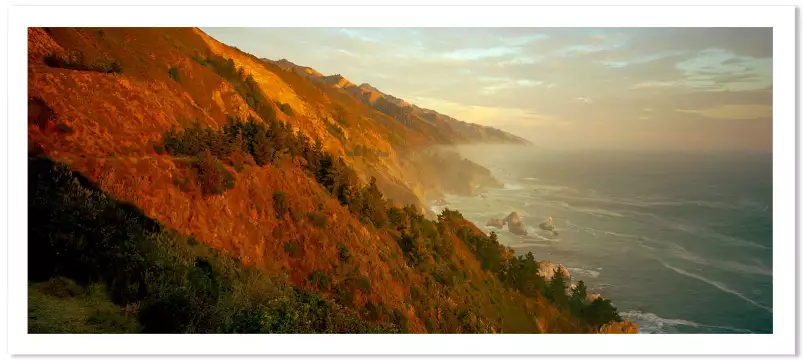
[432,146,772,333]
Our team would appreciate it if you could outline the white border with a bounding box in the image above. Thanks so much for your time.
[6,5,795,356]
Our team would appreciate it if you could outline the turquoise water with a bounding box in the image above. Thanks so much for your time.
[431,147,772,334]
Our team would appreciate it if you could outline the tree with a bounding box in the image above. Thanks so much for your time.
[546,270,570,308]
[569,280,588,316]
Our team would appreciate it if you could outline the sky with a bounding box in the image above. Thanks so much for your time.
[202,28,773,151]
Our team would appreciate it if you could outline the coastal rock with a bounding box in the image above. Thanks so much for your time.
[433,198,448,206]
[486,218,505,228]
[504,212,528,235]
[599,320,639,334]
[538,221,555,232]
[537,261,571,282]
[587,293,602,303]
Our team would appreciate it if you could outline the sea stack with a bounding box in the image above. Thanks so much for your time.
[537,261,571,282]
[504,211,528,235]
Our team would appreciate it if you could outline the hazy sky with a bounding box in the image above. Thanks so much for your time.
[202,28,772,151]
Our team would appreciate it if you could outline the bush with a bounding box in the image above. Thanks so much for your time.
[168,66,181,82]
[337,244,351,263]
[45,51,122,74]
[284,242,301,258]
[194,151,234,196]
[279,103,294,117]
[348,276,371,294]
[305,211,328,228]
[307,270,329,291]
[272,191,288,219]
[54,123,74,134]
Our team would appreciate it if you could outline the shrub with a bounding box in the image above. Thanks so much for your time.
[305,211,328,228]
[279,103,294,117]
[44,51,122,74]
[337,244,351,263]
[54,123,74,134]
[284,242,301,258]
[194,151,234,196]
[272,191,288,219]
[307,270,329,291]
[168,66,181,82]
[391,309,409,333]
[349,276,371,294]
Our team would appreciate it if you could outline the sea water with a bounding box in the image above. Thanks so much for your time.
[430,146,772,334]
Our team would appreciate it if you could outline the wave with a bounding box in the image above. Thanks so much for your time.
[555,193,754,212]
[567,267,600,278]
[534,200,624,218]
[655,217,771,250]
[661,243,773,277]
[657,260,773,314]
[562,220,770,278]
[620,310,754,334]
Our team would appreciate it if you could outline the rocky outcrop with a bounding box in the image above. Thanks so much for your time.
[504,212,527,235]
[433,198,448,206]
[486,218,505,228]
[537,261,571,282]
[587,293,602,303]
[599,320,639,334]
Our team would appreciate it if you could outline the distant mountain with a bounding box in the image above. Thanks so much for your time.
[265,58,531,146]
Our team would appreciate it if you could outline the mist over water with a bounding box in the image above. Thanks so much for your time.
[430,145,772,334]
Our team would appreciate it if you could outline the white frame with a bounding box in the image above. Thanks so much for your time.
[5,4,795,356]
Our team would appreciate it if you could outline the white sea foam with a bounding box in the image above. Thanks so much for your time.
[567,267,600,278]
[658,260,773,314]
[620,310,754,334]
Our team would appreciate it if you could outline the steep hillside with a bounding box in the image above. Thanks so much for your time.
[27,27,634,334]
[267,58,532,146]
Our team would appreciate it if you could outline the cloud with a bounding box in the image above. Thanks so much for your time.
[575,97,594,104]
[442,46,522,60]
[676,105,772,120]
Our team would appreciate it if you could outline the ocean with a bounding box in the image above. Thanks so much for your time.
[430,146,773,334]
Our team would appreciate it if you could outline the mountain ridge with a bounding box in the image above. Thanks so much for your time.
[264,57,532,146]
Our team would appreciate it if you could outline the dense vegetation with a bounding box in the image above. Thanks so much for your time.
[157,105,621,331]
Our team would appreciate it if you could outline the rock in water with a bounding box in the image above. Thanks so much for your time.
[538,221,555,232]
[537,261,571,282]
[504,211,527,235]
[486,218,505,228]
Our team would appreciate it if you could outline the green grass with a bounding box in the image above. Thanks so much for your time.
[28,278,140,333]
